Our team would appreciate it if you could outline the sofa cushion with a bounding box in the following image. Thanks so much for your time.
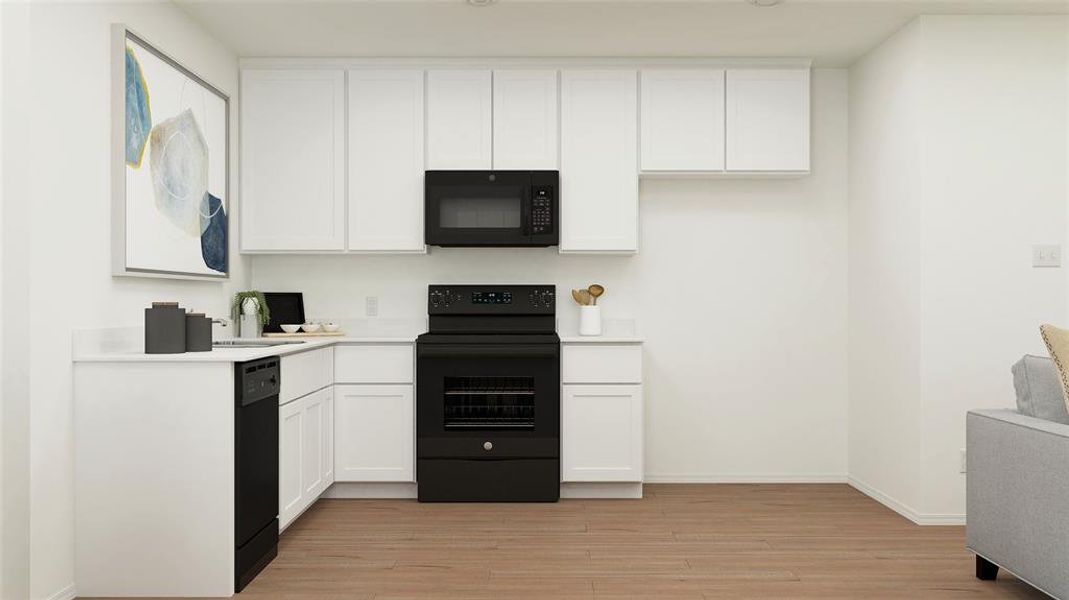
[1012,354,1069,424]
[1038,324,1069,424]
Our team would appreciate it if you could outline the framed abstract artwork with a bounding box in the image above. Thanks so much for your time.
[112,25,229,280]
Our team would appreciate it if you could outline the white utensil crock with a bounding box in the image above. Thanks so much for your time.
[579,305,602,336]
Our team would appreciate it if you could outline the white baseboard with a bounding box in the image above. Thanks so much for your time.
[43,583,76,600]
[323,482,417,499]
[644,473,848,484]
[848,476,965,526]
[561,482,643,498]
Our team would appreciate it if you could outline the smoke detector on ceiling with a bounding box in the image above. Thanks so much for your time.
[467,0,498,6]
[747,0,784,6]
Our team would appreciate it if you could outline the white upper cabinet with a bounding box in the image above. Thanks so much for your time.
[559,70,639,253]
[640,69,725,172]
[725,68,810,172]
[492,70,559,170]
[241,69,346,251]
[347,69,426,252]
[426,70,492,170]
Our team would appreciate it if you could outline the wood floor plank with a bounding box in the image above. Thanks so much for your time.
[80,484,1048,600]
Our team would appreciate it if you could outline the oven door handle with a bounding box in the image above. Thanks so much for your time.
[418,344,558,359]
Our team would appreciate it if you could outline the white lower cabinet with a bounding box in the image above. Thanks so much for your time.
[334,384,415,482]
[562,384,644,482]
[279,386,333,530]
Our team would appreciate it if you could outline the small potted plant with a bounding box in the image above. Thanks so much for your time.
[231,291,270,338]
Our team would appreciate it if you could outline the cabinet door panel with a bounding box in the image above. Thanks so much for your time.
[562,385,643,482]
[279,398,304,529]
[493,70,558,170]
[334,385,414,482]
[241,69,346,251]
[641,69,725,171]
[322,391,334,487]
[725,68,810,172]
[348,69,426,251]
[301,390,326,497]
[560,70,638,253]
[427,70,492,169]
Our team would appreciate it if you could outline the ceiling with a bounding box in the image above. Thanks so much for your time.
[175,0,1069,66]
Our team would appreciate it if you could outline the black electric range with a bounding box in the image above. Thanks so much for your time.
[416,285,560,502]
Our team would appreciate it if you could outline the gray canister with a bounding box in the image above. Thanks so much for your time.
[185,312,212,352]
[145,302,186,354]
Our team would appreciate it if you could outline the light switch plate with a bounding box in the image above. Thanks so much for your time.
[1033,245,1061,268]
[365,296,379,317]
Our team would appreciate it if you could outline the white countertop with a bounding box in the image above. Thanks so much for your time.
[73,318,641,362]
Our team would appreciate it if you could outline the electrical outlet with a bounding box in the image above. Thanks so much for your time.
[1032,244,1061,268]
[365,296,379,317]
[959,449,967,474]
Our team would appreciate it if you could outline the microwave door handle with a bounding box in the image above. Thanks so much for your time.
[521,187,532,237]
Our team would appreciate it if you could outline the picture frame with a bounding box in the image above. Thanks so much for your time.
[111,24,230,280]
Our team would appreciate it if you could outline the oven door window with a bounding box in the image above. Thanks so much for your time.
[439,191,522,230]
[443,376,535,430]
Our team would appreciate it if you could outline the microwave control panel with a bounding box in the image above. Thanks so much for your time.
[530,186,554,234]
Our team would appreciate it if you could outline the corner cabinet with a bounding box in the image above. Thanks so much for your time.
[240,69,346,251]
[561,342,644,483]
[559,70,639,253]
[347,69,426,252]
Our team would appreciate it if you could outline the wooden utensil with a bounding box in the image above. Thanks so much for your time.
[587,284,605,305]
[577,289,593,306]
[571,289,585,306]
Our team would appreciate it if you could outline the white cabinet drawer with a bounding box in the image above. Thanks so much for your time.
[280,347,334,405]
[562,344,642,384]
[334,344,413,384]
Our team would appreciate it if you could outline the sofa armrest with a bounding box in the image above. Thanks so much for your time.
[967,409,1069,598]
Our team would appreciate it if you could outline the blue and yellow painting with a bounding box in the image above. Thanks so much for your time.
[123,35,227,277]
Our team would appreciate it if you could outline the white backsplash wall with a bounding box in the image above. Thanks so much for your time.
[251,69,849,483]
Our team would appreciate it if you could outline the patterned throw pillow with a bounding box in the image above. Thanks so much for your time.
[1039,324,1069,416]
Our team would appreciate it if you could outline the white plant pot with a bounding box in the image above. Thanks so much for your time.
[240,313,261,339]
[579,305,602,336]
[240,297,262,338]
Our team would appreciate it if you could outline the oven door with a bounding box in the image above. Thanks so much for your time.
[425,171,533,247]
[416,341,560,459]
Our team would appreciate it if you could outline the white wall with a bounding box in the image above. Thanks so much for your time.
[2,2,33,598]
[251,69,850,484]
[848,15,1068,522]
[918,15,1068,518]
[10,3,249,598]
[847,19,926,515]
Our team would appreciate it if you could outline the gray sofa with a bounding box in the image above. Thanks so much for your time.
[967,355,1069,599]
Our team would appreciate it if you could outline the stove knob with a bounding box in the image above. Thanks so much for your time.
[430,290,444,308]
[483,441,493,451]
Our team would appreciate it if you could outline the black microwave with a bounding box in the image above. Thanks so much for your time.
[425,170,559,247]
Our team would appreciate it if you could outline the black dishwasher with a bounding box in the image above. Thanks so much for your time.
[234,357,280,592]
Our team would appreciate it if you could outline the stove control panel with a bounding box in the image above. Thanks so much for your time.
[428,285,555,315]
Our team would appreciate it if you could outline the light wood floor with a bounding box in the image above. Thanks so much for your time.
[95,484,1048,599]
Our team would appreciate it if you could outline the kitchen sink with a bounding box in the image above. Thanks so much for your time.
[213,340,307,349]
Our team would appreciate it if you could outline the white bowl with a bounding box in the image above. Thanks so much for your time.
[301,323,322,333]
[280,324,301,334]
[322,322,341,333]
